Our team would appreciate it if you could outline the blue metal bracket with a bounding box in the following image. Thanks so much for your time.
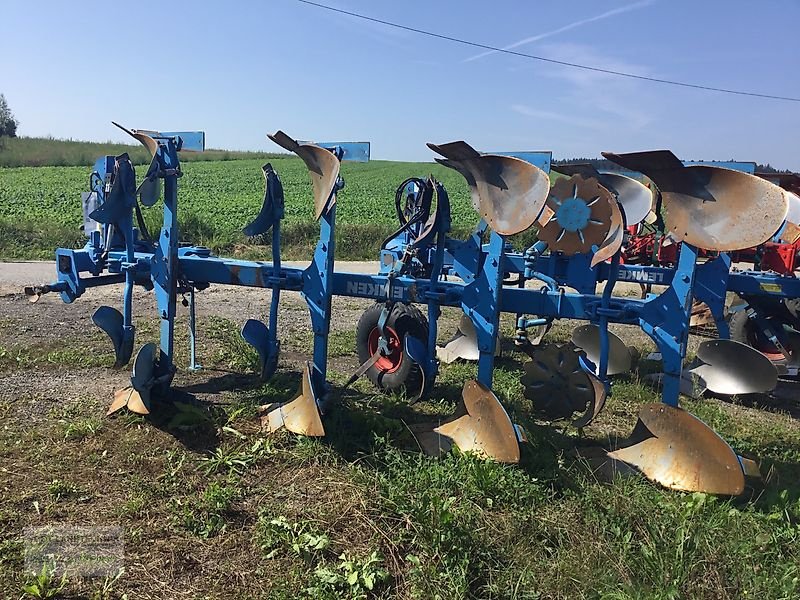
[298,141,370,163]
[136,130,206,152]
[490,151,552,173]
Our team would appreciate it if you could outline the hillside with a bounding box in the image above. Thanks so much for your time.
[0,135,283,168]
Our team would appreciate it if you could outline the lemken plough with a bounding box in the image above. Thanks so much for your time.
[26,124,800,496]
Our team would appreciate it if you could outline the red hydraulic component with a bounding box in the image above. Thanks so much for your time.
[759,241,800,275]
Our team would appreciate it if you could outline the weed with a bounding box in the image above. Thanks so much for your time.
[176,481,240,538]
[205,316,260,372]
[63,417,103,441]
[0,538,23,569]
[256,514,331,561]
[47,479,80,501]
[21,563,68,599]
[160,449,188,488]
[199,438,272,475]
[91,567,125,600]
[310,550,390,599]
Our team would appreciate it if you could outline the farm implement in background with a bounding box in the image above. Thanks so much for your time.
[25,123,800,497]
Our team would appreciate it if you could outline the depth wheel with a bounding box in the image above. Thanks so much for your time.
[356,302,429,396]
[728,311,787,362]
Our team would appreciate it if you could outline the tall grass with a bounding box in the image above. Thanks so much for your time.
[0,136,282,167]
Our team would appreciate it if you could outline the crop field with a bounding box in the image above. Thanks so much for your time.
[0,157,508,261]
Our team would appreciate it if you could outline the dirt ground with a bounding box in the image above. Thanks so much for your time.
[1,261,799,599]
[0,260,756,440]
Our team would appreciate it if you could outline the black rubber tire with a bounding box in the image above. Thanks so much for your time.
[728,310,752,346]
[729,309,798,359]
[356,302,429,395]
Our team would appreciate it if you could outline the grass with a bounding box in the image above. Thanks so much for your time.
[0,135,283,168]
[1,307,799,598]
[0,152,544,261]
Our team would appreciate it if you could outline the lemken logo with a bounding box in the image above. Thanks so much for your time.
[617,270,665,284]
[346,280,405,300]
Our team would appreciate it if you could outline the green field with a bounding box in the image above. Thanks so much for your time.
[0,156,510,260]
[0,135,283,168]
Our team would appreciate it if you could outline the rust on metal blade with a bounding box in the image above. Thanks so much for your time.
[434,380,520,463]
[126,390,150,415]
[132,133,158,158]
[782,222,800,244]
[112,121,158,157]
[738,456,761,479]
[590,199,624,267]
[538,175,613,255]
[465,154,550,235]
[269,131,340,220]
[661,167,788,251]
[108,387,133,416]
[428,142,550,236]
[436,158,480,210]
[609,403,745,495]
[261,362,325,436]
[603,150,789,251]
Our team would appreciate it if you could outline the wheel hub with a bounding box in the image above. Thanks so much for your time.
[368,326,403,373]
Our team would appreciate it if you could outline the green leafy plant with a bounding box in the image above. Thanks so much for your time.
[199,438,271,475]
[176,481,239,538]
[47,479,80,501]
[22,563,68,599]
[63,416,103,441]
[256,515,330,561]
[310,551,389,599]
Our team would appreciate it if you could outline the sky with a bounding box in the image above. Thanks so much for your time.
[2,0,798,169]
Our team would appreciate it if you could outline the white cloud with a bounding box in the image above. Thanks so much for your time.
[528,42,657,131]
[510,104,607,130]
[464,0,655,62]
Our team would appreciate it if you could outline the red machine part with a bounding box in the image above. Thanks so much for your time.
[758,242,800,275]
[622,233,800,275]
[620,231,679,267]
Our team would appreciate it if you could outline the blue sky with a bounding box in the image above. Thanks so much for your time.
[2,0,798,168]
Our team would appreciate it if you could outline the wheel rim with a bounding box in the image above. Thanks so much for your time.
[368,326,403,373]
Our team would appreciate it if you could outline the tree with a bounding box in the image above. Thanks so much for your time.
[0,94,19,138]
